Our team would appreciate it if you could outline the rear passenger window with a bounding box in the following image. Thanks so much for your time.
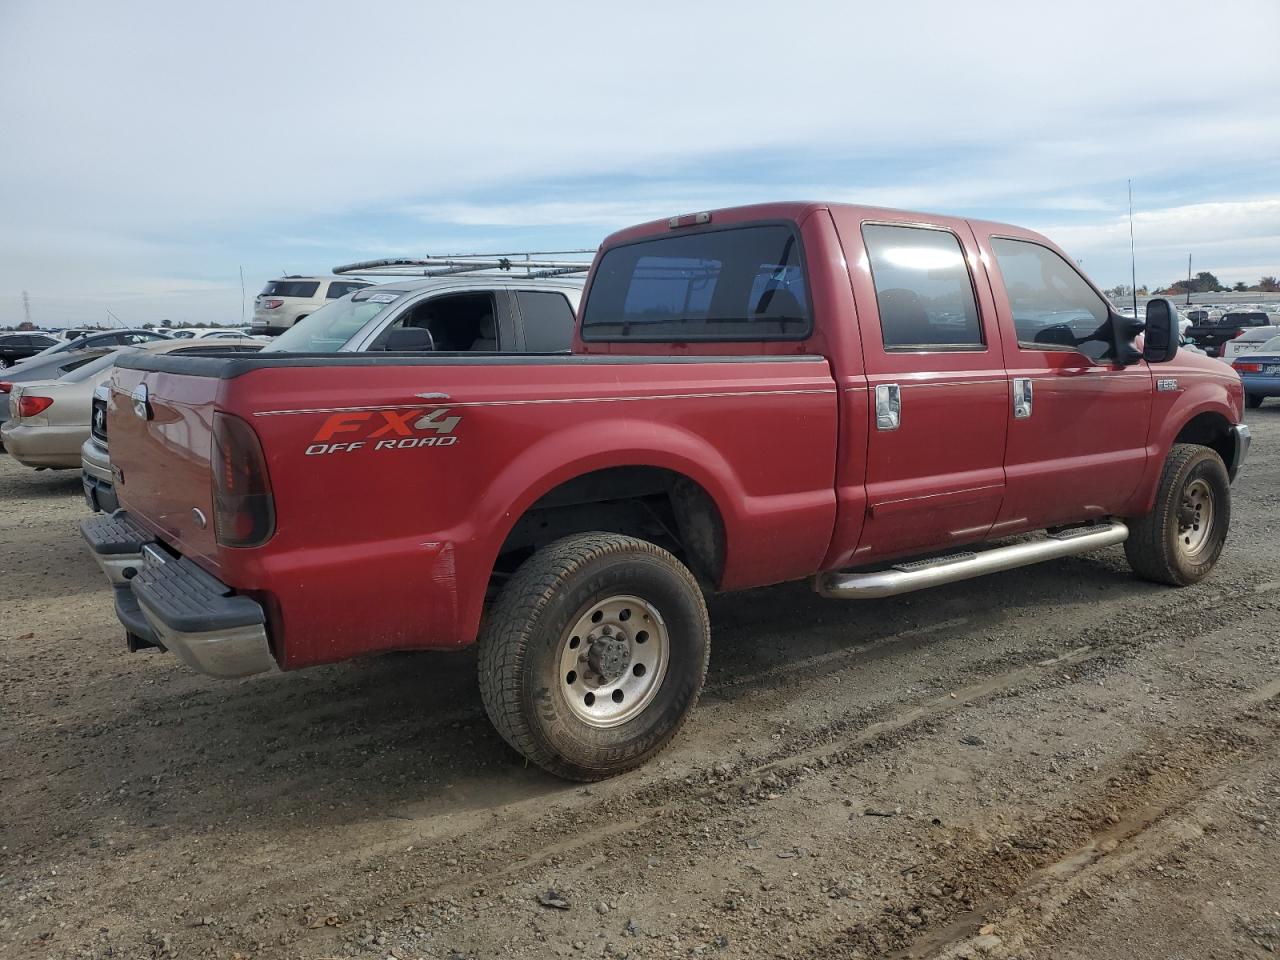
[517,291,575,352]
[989,238,1110,356]
[862,224,983,350]
[580,225,810,341]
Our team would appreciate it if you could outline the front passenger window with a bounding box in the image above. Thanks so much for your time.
[990,238,1111,359]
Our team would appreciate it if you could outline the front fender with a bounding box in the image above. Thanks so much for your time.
[1128,375,1241,515]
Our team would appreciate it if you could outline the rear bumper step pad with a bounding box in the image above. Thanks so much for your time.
[81,512,277,679]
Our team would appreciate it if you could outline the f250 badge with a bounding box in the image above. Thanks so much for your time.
[305,408,461,456]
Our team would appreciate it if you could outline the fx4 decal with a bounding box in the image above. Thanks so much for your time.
[305,408,461,455]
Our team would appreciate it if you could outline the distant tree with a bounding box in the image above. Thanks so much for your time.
[1168,271,1225,296]
[1259,276,1280,293]
[1233,281,1249,292]
[141,322,155,330]
[161,318,172,328]
[1135,285,1149,296]
[1105,284,1133,300]
[1195,271,1224,292]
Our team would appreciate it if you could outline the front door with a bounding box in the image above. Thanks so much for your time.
[837,214,1010,564]
[976,232,1152,530]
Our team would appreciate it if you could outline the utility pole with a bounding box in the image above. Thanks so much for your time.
[22,290,31,327]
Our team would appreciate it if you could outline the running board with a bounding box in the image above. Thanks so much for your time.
[815,521,1129,600]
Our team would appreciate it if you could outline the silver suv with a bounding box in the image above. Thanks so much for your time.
[252,276,373,335]
[265,276,584,354]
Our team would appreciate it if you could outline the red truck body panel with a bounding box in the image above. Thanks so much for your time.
[113,356,839,668]
[105,200,1245,673]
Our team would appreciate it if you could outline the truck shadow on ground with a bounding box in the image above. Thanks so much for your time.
[10,549,1164,854]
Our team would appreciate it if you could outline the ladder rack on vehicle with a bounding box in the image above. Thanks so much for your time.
[333,251,595,280]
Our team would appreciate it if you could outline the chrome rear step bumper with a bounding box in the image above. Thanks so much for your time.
[81,511,278,679]
[816,521,1129,600]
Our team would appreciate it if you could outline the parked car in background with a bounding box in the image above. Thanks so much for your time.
[15,329,170,368]
[0,347,116,433]
[1,337,262,473]
[1184,307,1222,328]
[1186,310,1280,357]
[265,276,585,354]
[1220,325,1280,361]
[0,332,59,367]
[169,327,257,339]
[1232,333,1280,408]
[251,276,374,336]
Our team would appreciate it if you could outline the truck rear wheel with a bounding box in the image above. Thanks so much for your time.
[1124,443,1230,586]
[478,533,710,781]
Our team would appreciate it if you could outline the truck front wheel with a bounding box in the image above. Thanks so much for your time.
[1124,443,1231,586]
[478,533,710,781]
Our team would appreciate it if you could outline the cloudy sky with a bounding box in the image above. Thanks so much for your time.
[1,0,1278,327]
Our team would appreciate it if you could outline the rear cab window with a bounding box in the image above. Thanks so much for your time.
[580,224,810,341]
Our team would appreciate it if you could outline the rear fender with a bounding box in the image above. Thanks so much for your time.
[454,418,745,638]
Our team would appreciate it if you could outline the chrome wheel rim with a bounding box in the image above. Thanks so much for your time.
[1176,478,1214,558]
[558,595,669,728]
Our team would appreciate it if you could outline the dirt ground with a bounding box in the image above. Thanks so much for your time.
[2,410,1278,960]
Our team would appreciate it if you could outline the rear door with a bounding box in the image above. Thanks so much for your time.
[975,231,1151,529]
[833,211,1010,562]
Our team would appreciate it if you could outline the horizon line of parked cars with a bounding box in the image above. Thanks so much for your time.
[3,269,1276,510]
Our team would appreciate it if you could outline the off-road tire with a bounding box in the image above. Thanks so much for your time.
[1246,394,1264,409]
[1125,443,1230,586]
[477,533,710,781]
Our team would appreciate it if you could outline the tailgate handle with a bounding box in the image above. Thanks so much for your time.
[415,392,450,401]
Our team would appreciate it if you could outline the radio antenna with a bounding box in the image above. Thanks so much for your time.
[1128,179,1138,319]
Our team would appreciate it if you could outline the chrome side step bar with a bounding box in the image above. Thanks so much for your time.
[816,521,1129,600]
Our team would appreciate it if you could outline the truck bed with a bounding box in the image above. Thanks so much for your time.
[106,349,840,668]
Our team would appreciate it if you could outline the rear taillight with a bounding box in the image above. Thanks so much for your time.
[212,412,275,547]
[1234,361,1262,373]
[263,298,285,309]
[1233,329,1246,338]
[0,382,11,394]
[18,395,53,417]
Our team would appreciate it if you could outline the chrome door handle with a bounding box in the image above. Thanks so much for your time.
[1013,378,1033,419]
[875,383,901,431]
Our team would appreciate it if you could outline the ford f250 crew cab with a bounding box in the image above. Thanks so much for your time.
[82,202,1250,781]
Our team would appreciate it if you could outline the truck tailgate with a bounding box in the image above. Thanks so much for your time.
[107,364,222,569]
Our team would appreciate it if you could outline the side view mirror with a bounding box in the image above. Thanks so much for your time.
[1142,298,1179,364]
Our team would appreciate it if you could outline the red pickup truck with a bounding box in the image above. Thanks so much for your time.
[82,202,1250,781]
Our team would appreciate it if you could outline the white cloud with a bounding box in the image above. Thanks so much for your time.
[1032,198,1280,285]
[1,0,1277,321]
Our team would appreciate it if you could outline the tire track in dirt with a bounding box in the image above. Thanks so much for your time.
[272,579,1280,956]
[807,680,1280,959]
